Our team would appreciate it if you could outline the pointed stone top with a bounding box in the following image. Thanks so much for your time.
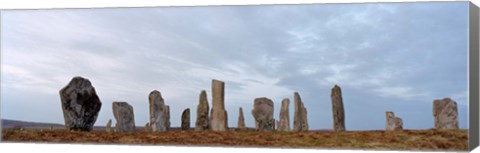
[333,84,340,88]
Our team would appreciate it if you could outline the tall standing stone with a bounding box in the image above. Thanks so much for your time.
[106,119,112,133]
[385,111,403,131]
[252,97,275,131]
[149,90,169,132]
[331,85,346,131]
[210,79,228,131]
[59,76,102,131]
[293,92,309,131]
[166,105,171,130]
[277,98,290,131]
[433,98,459,129]
[238,107,246,130]
[181,108,191,130]
[112,102,135,132]
[195,90,210,131]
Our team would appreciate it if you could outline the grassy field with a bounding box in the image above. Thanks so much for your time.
[1,129,468,151]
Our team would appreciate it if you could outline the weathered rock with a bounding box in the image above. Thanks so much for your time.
[385,111,403,131]
[433,98,459,129]
[252,97,275,131]
[144,122,151,132]
[165,105,171,130]
[106,119,112,133]
[238,107,246,130]
[59,76,102,131]
[385,112,395,131]
[112,102,135,132]
[148,90,169,132]
[293,92,308,131]
[277,98,290,131]
[195,90,210,131]
[331,85,346,131]
[181,108,191,130]
[209,79,228,131]
[394,117,403,130]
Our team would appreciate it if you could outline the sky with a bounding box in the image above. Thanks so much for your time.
[0,2,470,130]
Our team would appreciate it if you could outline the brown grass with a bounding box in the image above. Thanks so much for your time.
[1,129,468,151]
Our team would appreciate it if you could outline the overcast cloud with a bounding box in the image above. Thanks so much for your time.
[0,2,469,130]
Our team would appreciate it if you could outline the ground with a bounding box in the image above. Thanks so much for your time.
[1,129,468,151]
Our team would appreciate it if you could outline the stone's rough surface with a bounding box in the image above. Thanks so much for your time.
[277,98,290,131]
[238,107,246,130]
[181,108,191,130]
[112,102,135,132]
[293,92,309,131]
[106,119,112,133]
[252,97,275,131]
[386,111,403,131]
[331,85,346,131]
[59,76,102,131]
[433,98,459,129]
[210,79,228,131]
[195,90,210,131]
[394,117,403,130]
[148,90,170,132]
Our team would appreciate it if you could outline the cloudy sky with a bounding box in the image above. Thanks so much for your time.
[0,2,470,130]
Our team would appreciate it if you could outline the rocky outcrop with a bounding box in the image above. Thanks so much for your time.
[293,92,308,131]
[59,76,102,131]
[149,90,169,132]
[112,102,135,132]
[252,97,275,131]
[238,107,246,130]
[106,119,112,133]
[331,85,346,131]
[195,90,210,131]
[433,98,459,129]
[386,111,403,131]
[277,98,290,131]
[181,108,191,130]
[210,79,228,131]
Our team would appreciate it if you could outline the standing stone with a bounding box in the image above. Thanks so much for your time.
[385,112,396,131]
[252,97,275,131]
[331,85,346,131]
[209,79,228,131]
[433,98,459,129]
[385,111,403,131]
[238,107,246,130]
[293,92,309,131]
[112,102,135,132]
[394,117,403,130]
[149,90,169,132]
[106,119,112,133]
[59,76,102,131]
[165,105,171,130]
[144,122,151,132]
[195,90,210,131]
[181,108,191,130]
[277,98,290,131]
